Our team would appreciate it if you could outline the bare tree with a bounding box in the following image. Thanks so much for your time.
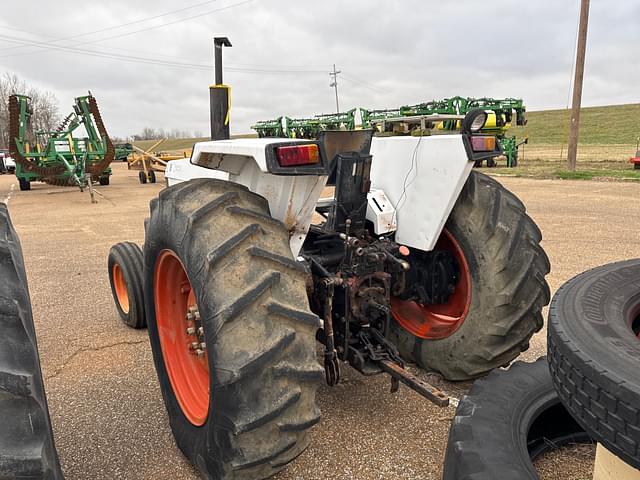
[132,127,204,141]
[0,73,59,148]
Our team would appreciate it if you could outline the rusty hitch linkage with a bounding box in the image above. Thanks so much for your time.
[321,277,340,386]
[358,328,450,407]
[379,360,449,407]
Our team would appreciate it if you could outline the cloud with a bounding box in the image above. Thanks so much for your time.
[1,0,638,138]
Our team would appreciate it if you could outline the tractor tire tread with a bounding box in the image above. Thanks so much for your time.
[548,260,640,469]
[390,171,550,380]
[144,180,321,479]
[0,203,64,479]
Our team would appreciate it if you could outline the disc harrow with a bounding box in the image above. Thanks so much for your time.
[8,92,114,190]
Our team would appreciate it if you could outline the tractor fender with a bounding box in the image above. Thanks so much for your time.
[188,138,328,255]
[369,135,474,252]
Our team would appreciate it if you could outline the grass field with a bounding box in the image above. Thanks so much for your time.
[510,103,640,145]
[134,133,256,153]
[134,103,640,181]
[490,103,640,180]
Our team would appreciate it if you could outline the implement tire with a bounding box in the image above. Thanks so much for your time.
[443,358,591,479]
[548,260,640,469]
[389,171,550,380]
[108,242,146,329]
[144,179,323,479]
[0,203,64,479]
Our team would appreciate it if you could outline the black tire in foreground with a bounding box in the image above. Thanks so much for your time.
[0,203,64,479]
[108,242,146,329]
[444,358,591,480]
[389,171,551,380]
[144,179,323,479]
[548,259,640,469]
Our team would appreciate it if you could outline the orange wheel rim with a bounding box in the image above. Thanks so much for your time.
[112,263,129,314]
[154,249,209,426]
[391,229,472,340]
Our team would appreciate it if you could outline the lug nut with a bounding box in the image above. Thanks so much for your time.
[200,342,206,350]
[191,342,199,350]
[195,349,205,357]
[186,327,196,335]
[197,327,204,336]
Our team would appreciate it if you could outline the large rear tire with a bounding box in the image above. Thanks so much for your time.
[388,171,550,380]
[144,179,323,479]
[0,203,63,479]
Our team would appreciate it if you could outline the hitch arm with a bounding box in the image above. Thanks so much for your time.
[379,360,449,407]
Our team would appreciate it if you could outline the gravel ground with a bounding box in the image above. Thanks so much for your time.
[1,163,638,479]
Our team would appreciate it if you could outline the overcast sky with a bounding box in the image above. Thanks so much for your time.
[2,0,639,138]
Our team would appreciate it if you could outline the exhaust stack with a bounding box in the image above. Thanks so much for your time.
[210,36,232,140]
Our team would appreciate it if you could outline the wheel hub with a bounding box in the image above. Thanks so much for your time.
[391,229,472,340]
[111,263,129,314]
[154,250,210,426]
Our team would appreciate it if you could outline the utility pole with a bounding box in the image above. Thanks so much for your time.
[567,0,590,171]
[329,64,341,114]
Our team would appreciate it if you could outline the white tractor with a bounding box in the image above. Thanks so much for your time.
[108,109,550,479]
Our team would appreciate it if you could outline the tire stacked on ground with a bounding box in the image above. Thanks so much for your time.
[389,171,551,380]
[0,203,64,479]
[443,358,590,480]
[548,259,640,469]
[144,179,323,479]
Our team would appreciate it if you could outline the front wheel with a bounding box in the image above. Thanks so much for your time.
[144,179,323,479]
[18,178,30,191]
[388,171,550,380]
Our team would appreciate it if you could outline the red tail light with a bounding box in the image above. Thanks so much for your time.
[470,136,496,152]
[275,144,320,167]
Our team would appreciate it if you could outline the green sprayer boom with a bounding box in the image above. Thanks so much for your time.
[9,93,114,190]
[252,109,356,139]
[253,97,528,167]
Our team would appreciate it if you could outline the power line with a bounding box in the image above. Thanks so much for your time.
[341,73,384,94]
[0,0,253,60]
[0,31,328,75]
[0,23,327,70]
[81,0,255,45]
[0,0,222,54]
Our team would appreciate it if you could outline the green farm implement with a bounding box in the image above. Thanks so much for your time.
[252,109,357,139]
[254,97,528,167]
[251,117,284,138]
[9,93,114,191]
[391,97,528,166]
[114,142,133,161]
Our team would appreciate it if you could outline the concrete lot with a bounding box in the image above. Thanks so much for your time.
[1,162,639,479]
